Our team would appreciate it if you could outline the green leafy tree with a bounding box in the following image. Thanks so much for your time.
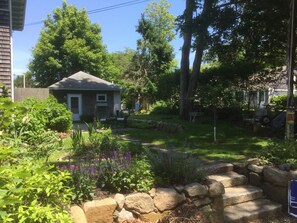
[14,72,35,88]
[207,0,291,68]
[178,0,295,119]
[29,2,113,87]
[134,0,176,104]
[110,48,136,78]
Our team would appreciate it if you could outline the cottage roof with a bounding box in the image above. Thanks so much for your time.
[49,71,122,91]
[12,0,27,31]
[238,66,297,91]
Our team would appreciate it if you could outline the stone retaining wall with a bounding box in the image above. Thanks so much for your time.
[130,119,184,133]
[234,161,297,208]
[71,180,225,223]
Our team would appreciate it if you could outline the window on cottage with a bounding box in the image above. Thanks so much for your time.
[96,94,107,102]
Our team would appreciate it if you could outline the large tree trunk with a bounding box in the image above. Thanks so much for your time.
[183,0,215,117]
[179,0,194,119]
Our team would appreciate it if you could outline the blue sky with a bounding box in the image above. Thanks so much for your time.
[12,0,186,76]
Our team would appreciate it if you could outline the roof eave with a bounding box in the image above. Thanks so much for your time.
[11,0,26,31]
[49,88,122,91]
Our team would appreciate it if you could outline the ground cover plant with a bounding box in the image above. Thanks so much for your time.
[259,140,297,168]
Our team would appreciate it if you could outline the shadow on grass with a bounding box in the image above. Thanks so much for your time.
[122,117,269,162]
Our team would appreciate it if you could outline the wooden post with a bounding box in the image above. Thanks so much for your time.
[286,0,296,140]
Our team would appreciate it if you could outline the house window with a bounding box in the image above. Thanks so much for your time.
[96,94,107,102]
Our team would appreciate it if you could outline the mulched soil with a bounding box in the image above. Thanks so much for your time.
[158,203,210,223]
[93,188,115,200]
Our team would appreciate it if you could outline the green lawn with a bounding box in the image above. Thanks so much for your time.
[49,114,270,162]
[123,114,269,162]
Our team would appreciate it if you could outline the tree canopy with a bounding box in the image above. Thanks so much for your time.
[29,2,113,87]
[108,0,177,109]
[134,0,176,103]
[178,0,295,119]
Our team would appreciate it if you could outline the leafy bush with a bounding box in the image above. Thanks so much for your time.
[146,150,206,186]
[97,151,153,193]
[270,95,297,111]
[27,130,63,161]
[0,97,74,222]
[0,147,73,222]
[22,96,72,132]
[149,100,178,115]
[259,140,297,167]
[1,118,62,161]
[0,97,71,141]
[71,128,127,157]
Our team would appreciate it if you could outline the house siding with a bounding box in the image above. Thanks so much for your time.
[0,0,12,96]
[50,90,116,119]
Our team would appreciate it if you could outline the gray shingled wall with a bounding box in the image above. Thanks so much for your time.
[0,0,12,96]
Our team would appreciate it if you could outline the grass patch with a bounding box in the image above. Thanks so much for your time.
[124,115,269,162]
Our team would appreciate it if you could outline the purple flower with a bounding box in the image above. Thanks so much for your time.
[69,164,76,171]
[89,165,96,176]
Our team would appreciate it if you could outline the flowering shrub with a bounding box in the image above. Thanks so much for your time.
[97,150,154,193]
[58,149,153,201]
[58,161,99,204]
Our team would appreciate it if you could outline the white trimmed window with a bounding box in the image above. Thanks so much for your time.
[96,94,107,102]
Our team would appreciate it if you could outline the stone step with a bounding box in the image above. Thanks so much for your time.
[224,199,282,223]
[208,171,247,188]
[223,185,263,207]
[205,162,234,175]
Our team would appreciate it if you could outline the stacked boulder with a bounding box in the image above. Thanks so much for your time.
[71,180,225,223]
[235,161,297,208]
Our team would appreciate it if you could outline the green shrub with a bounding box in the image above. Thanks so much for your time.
[27,130,63,161]
[0,147,73,222]
[97,152,153,193]
[146,150,206,186]
[0,97,73,222]
[0,97,71,139]
[149,100,178,115]
[49,116,72,132]
[270,95,297,111]
[1,114,62,161]
[259,140,297,167]
[37,96,72,132]
[71,128,125,157]
[128,158,154,192]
